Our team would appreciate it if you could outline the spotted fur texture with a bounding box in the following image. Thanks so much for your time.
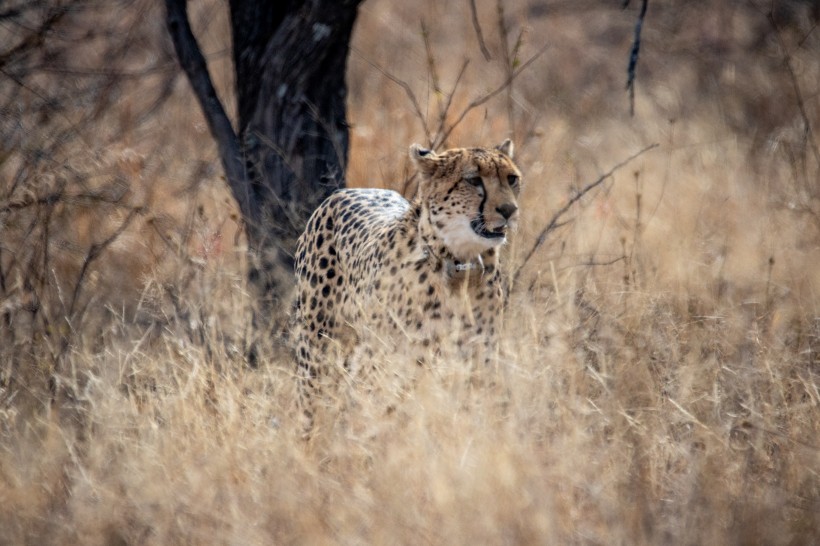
[292,140,523,391]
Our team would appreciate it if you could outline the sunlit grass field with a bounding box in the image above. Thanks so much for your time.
[1,1,818,543]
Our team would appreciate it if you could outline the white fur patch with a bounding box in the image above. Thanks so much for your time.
[437,216,505,261]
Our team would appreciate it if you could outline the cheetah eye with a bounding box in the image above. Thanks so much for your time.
[465,175,483,187]
[507,175,520,188]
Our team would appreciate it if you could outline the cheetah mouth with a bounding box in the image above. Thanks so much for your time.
[470,219,507,239]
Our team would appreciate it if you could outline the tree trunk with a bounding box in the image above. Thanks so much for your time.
[166,0,362,324]
[229,0,360,313]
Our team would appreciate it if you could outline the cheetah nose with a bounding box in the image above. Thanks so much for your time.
[496,203,518,220]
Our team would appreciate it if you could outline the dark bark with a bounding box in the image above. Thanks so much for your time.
[230,0,361,309]
[164,0,362,318]
[165,0,254,219]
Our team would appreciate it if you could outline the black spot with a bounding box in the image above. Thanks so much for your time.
[310,297,318,310]
[327,268,336,279]
[322,285,331,298]
[319,257,329,269]
[326,216,334,230]
[419,272,428,283]
[316,234,324,249]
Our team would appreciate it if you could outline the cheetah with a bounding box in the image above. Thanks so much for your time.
[292,140,522,393]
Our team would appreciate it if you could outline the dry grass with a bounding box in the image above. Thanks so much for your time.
[1,0,819,544]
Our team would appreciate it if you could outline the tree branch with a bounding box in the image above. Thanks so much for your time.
[468,0,492,61]
[164,0,255,221]
[624,0,649,116]
[513,143,658,286]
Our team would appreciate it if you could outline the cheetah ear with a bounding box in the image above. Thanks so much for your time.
[409,143,439,176]
[496,139,514,159]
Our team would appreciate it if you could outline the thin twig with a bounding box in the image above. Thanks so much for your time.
[513,143,659,286]
[66,206,144,320]
[353,49,431,145]
[468,0,492,61]
[496,0,515,140]
[432,59,470,147]
[420,20,441,98]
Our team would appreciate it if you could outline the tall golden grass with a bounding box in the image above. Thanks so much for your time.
[1,0,818,543]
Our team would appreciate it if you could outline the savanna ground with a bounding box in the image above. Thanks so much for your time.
[1,0,819,544]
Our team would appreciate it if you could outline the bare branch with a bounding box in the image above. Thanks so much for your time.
[434,42,549,149]
[66,206,144,320]
[513,143,659,286]
[353,49,432,145]
[0,6,68,70]
[468,0,492,61]
[431,59,469,147]
[164,0,254,221]
[420,20,441,99]
[0,185,136,215]
[766,9,820,167]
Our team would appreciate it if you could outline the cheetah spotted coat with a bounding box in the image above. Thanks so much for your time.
[293,140,522,386]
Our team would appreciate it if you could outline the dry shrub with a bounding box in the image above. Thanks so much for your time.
[2,0,819,544]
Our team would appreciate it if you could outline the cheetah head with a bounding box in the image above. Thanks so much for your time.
[410,140,522,261]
